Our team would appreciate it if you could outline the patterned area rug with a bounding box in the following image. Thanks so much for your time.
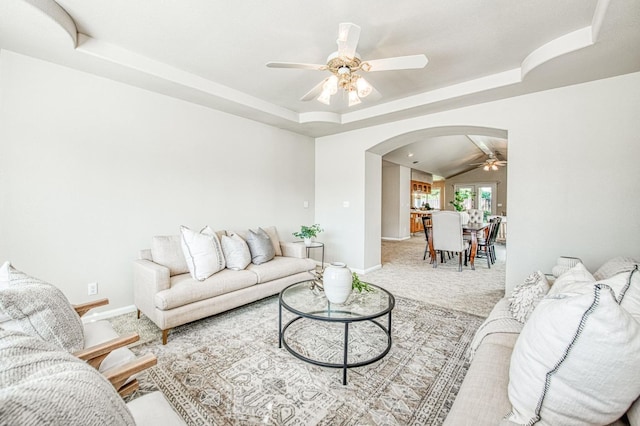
[123,294,484,425]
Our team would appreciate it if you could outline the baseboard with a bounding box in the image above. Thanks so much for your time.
[81,304,137,324]
[381,236,411,241]
[351,264,382,275]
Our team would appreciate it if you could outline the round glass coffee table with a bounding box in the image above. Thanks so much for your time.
[278,280,395,385]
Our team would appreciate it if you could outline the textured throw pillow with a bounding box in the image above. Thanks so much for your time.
[151,235,189,276]
[506,284,640,426]
[0,263,84,353]
[508,271,550,323]
[245,228,275,265]
[547,262,595,296]
[0,329,135,425]
[221,234,251,270]
[593,256,639,280]
[180,226,226,281]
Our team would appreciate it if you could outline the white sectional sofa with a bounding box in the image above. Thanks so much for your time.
[133,226,316,344]
[445,258,640,426]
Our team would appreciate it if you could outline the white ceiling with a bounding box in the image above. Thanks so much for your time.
[0,0,639,142]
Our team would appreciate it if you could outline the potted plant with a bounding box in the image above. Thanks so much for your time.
[292,224,323,246]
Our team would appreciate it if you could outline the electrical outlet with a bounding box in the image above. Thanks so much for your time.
[87,282,98,296]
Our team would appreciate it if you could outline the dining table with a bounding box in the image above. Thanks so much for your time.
[427,222,489,270]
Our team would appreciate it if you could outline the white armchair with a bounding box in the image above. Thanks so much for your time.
[0,262,142,396]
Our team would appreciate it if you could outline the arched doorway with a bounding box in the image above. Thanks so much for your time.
[366,125,508,267]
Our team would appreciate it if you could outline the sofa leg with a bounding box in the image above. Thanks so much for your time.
[162,329,170,345]
[137,309,141,320]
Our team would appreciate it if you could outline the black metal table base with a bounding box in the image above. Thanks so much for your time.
[278,306,393,385]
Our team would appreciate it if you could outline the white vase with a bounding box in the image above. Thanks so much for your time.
[323,262,352,304]
[304,237,312,246]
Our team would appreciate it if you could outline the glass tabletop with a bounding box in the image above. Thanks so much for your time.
[279,280,395,322]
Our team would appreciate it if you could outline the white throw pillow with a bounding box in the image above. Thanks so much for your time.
[221,234,251,271]
[506,284,640,426]
[508,271,550,323]
[180,225,226,281]
[547,262,595,296]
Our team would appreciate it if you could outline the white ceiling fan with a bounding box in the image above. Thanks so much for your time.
[470,154,508,171]
[266,23,428,106]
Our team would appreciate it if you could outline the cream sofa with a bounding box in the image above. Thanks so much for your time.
[133,227,316,344]
[444,260,640,426]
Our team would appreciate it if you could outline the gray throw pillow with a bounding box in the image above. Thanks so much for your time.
[0,263,85,353]
[0,329,135,425]
[245,228,275,265]
[221,233,252,270]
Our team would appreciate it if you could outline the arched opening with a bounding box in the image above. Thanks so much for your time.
[365,125,508,277]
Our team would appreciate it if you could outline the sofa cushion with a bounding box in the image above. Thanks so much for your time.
[155,269,257,310]
[469,298,522,359]
[506,284,640,426]
[247,256,316,283]
[0,263,84,353]
[508,271,550,323]
[221,233,251,270]
[443,335,518,426]
[0,329,135,426]
[261,226,283,256]
[594,256,640,280]
[180,226,226,281]
[151,235,189,276]
[245,228,275,265]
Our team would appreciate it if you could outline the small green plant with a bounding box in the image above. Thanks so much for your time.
[292,224,323,239]
[352,272,373,293]
[449,190,475,212]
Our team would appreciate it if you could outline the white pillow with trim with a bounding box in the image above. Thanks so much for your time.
[506,284,640,425]
[180,226,225,281]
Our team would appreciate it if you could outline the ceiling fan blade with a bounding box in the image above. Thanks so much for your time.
[337,23,361,59]
[362,54,428,72]
[266,62,326,70]
[300,78,329,101]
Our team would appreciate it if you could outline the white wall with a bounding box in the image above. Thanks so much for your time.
[316,72,640,292]
[381,162,410,240]
[0,51,315,310]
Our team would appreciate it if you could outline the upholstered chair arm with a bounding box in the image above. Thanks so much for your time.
[73,298,110,317]
[103,353,157,397]
[73,332,140,369]
[133,259,171,293]
[280,242,306,259]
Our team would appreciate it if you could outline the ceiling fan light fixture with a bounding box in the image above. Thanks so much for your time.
[483,164,490,171]
[316,89,332,105]
[348,89,361,106]
[323,75,338,95]
[491,164,498,171]
[356,76,373,98]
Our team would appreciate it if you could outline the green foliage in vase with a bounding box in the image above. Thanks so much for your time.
[352,272,373,293]
[292,224,323,239]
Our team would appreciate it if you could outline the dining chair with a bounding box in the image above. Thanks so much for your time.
[476,217,502,268]
[467,209,483,224]
[431,211,470,272]
[422,215,432,261]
